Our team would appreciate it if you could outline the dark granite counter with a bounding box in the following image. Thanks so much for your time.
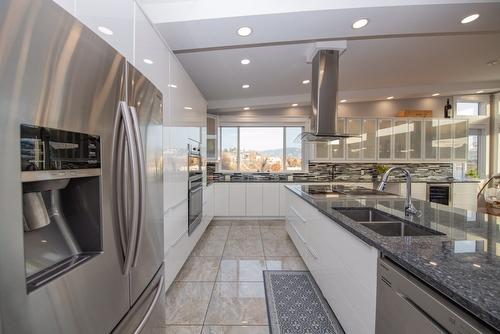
[213,178,482,184]
[286,184,500,331]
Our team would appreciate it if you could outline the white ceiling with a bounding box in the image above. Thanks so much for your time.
[137,1,500,111]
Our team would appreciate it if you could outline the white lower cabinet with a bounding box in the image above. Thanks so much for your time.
[203,184,214,224]
[246,183,263,216]
[452,183,480,211]
[262,183,281,216]
[398,182,427,201]
[286,190,378,334]
[229,183,246,216]
[214,183,229,216]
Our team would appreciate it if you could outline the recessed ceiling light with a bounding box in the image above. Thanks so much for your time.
[352,18,369,29]
[243,107,250,110]
[240,59,251,65]
[302,80,310,85]
[168,84,177,88]
[184,106,192,110]
[98,26,114,35]
[461,13,479,24]
[476,90,484,94]
[143,58,154,65]
[432,93,440,96]
[242,84,250,89]
[291,103,298,107]
[340,99,347,103]
[237,26,252,37]
[386,96,394,100]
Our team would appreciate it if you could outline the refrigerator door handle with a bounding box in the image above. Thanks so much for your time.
[129,106,146,268]
[112,101,140,275]
[133,277,164,334]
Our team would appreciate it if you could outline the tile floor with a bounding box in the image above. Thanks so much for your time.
[163,219,307,334]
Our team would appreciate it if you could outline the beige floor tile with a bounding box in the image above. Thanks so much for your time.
[258,220,285,227]
[262,237,299,256]
[202,325,269,334]
[265,257,307,270]
[230,220,261,226]
[160,326,202,334]
[210,220,232,226]
[223,239,264,257]
[228,226,261,240]
[176,257,221,282]
[205,282,268,326]
[259,226,288,241]
[203,226,230,240]
[191,238,226,257]
[217,257,266,282]
[165,282,214,325]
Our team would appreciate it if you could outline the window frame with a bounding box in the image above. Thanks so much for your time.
[454,95,488,117]
[218,125,305,173]
[467,128,486,179]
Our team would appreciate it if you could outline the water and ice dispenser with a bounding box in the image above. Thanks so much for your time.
[21,125,102,292]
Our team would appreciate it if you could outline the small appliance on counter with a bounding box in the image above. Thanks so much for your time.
[477,174,500,216]
[188,143,203,234]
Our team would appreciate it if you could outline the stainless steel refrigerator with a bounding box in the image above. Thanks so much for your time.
[0,0,165,333]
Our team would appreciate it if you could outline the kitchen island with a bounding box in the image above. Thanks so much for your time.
[285,184,500,333]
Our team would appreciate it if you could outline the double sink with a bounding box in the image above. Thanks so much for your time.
[333,207,444,237]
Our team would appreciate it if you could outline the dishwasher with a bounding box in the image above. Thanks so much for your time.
[376,257,494,334]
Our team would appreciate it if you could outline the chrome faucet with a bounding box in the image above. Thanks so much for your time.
[377,167,421,217]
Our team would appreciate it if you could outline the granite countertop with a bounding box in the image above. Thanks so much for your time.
[213,178,482,184]
[286,184,500,331]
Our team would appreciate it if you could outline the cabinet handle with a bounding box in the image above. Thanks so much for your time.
[290,222,306,244]
[290,206,307,223]
[306,244,319,259]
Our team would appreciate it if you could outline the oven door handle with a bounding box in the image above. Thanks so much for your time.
[190,186,203,194]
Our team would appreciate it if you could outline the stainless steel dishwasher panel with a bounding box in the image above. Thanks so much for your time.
[376,258,494,334]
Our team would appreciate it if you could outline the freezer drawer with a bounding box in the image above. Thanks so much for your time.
[113,263,166,334]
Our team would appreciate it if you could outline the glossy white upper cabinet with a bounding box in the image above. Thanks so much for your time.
[408,120,423,160]
[438,119,453,160]
[393,120,408,160]
[134,3,170,97]
[377,119,393,160]
[169,54,207,127]
[362,119,377,160]
[52,0,75,15]
[424,120,439,160]
[75,0,134,60]
[346,119,362,160]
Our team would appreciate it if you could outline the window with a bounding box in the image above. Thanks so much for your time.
[456,102,480,116]
[466,129,482,178]
[219,126,304,172]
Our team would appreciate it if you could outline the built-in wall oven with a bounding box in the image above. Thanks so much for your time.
[427,183,451,206]
[188,144,203,235]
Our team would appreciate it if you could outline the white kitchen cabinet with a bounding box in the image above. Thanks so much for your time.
[279,183,289,216]
[229,183,246,216]
[262,183,281,216]
[452,183,479,211]
[286,190,378,334]
[377,119,392,160]
[424,119,439,160]
[246,183,263,216]
[133,3,170,95]
[399,182,427,201]
[408,120,423,160]
[75,0,134,60]
[214,183,229,216]
[394,120,408,160]
[346,119,362,160]
[453,120,468,160]
[204,184,215,223]
[52,0,75,14]
[331,118,346,159]
[439,119,453,160]
[206,115,218,161]
[362,119,377,160]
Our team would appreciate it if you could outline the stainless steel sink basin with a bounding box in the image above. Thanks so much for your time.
[332,207,445,237]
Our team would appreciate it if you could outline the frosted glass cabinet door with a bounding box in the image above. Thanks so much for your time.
[331,118,345,159]
[346,119,362,160]
[453,120,468,160]
[394,120,408,160]
[439,119,453,160]
[315,143,330,160]
[408,120,423,160]
[424,120,438,160]
[377,120,392,160]
[362,119,377,160]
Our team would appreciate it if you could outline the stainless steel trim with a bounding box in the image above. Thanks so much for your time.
[133,278,164,334]
[21,169,101,182]
[129,106,146,268]
[190,187,202,194]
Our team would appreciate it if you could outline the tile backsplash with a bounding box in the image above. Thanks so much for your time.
[208,162,453,182]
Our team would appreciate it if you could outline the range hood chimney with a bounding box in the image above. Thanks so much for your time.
[300,47,354,142]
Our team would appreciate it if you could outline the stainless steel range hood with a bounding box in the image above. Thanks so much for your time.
[300,49,354,142]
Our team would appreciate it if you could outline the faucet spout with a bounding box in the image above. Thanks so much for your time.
[377,167,421,217]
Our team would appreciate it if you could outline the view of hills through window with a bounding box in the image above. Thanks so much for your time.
[220,126,303,172]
